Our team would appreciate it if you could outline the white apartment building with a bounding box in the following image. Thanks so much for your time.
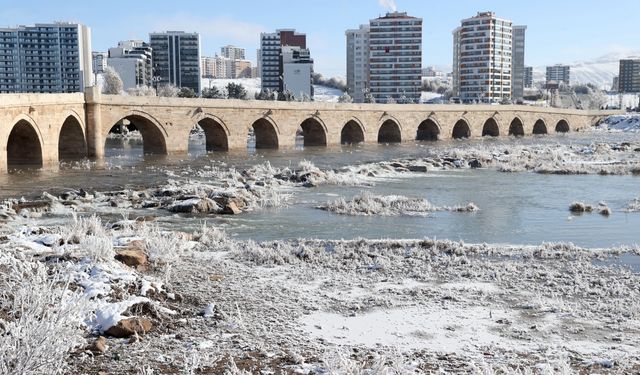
[345,24,370,103]
[107,40,153,90]
[368,12,422,103]
[0,22,92,93]
[220,45,245,60]
[282,46,313,99]
[454,12,513,103]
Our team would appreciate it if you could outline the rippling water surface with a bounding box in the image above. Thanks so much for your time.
[1,131,639,248]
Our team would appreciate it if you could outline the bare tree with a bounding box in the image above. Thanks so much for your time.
[338,92,353,103]
[157,84,180,97]
[102,66,123,95]
[127,85,156,96]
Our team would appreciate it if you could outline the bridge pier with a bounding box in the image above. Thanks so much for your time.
[85,87,104,158]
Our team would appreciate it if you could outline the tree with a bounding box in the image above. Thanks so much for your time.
[157,84,180,97]
[338,92,353,103]
[177,87,197,98]
[364,92,376,104]
[277,90,295,102]
[386,96,397,104]
[102,66,123,95]
[226,82,247,99]
[202,87,225,99]
[255,89,275,101]
[127,85,156,96]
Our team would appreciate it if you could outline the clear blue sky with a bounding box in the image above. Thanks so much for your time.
[1,0,638,77]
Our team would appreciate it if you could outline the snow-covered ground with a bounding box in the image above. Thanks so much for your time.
[201,77,343,102]
[313,84,343,102]
[598,114,640,132]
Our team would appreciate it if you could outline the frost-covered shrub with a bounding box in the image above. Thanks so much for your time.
[101,66,123,95]
[0,259,89,375]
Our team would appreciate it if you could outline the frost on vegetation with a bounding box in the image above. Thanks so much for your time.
[623,197,640,212]
[321,349,413,375]
[318,191,478,216]
[0,256,89,375]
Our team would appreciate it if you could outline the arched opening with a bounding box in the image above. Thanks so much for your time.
[416,119,440,141]
[509,118,524,137]
[482,118,500,137]
[452,119,471,139]
[300,118,327,147]
[341,120,365,145]
[7,120,43,169]
[105,114,167,155]
[555,120,570,133]
[533,119,548,135]
[58,116,87,160]
[251,118,278,149]
[198,118,228,151]
[377,120,401,143]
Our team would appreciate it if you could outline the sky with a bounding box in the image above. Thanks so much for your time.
[1,0,639,77]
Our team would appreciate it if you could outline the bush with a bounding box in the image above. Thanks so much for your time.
[101,66,123,95]
[202,87,225,99]
[226,83,247,99]
[177,87,197,98]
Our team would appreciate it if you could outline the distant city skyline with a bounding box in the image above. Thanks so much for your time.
[2,0,640,77]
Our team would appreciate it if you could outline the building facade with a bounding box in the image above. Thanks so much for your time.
[149,31,201,93]
[281,46,313,99]
[546,64,570,86]
[0,22,92,93]
[107,40,152,90]
[259,29,311,96]
[345,24,370,103]
[524,66,533,88]
[618,59,640,93]
[511,25,526,100]
[220,45,245,60]
[452,27,461,99]
[92,52,108,75]
[233,59,252,78]
[453,12,513,103]
[368,12,422,103]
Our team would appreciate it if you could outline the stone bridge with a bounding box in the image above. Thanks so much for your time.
[0,86,621,172]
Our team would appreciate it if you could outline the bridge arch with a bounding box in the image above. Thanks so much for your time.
[105,111,168,154]
[452,118,471,139]
[377,118,402,143]
[533,119,548,135]
[251,117,279,149]
[197,114,229,151]
[6,114,43,169]
[416,117,440,141]
[341,118,365,145]
[59,112,87,160]
[508,117,525,137]
[555,119,570,133]
[299,116,327,147]
[482,117,500,137]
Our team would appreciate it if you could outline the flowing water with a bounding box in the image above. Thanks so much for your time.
[1,131,639,248]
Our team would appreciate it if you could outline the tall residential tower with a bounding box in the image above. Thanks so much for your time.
[149,31,201,93]
[0,22,92,93]
[453,12,513,103]
[511,25,527,100]
[345,25,370,103]
[368,12,422,103]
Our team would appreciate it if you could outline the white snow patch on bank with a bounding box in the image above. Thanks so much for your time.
[597,114,640,132]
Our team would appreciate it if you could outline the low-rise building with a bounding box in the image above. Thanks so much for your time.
[107,40,153,90]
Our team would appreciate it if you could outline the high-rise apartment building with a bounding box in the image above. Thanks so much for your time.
[220,45,245,60]
[259,29,312,96]
[345,25,370,103]
[452,27,461,97]
[524,66,533,88]
[107,40,152,90]
[92,52,108,75]
[511,25,526,100]
[546,64,570,86]
[618,59,640,93]
[149,31,201,93]
[368,12,422,103]
[0,22,92,93]
[453,12,513,103]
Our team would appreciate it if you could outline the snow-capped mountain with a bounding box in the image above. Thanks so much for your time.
[533,51,640,89]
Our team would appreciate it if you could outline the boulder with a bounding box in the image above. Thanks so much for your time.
[468,159,482,169]
[105,317,153,338]
[11,200,50,213]
[408,165,428,172]
[222,201,242,215]
[115,248,148,268]
[169,198,220,213]
[87,336,108,354]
